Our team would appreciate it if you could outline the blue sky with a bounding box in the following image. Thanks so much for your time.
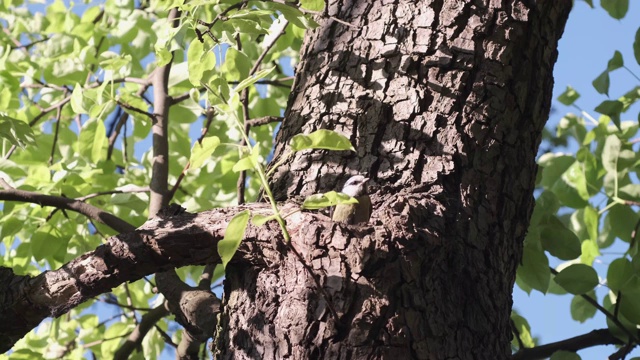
[513,1,640,358]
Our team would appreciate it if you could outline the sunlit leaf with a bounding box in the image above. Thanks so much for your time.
[189,136,221,169]
[290,129,355,152]
[302,191,358,210]
[218,210,250,268]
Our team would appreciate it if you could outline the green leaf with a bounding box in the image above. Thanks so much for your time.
[218,210,250,268]
[233,66,276,94]
[510,312,535,348]
[222,47,251,80]
[607,258,637,292]
[232,146,261,173]
[540,218,581,260]
[0,114,36,148]
[187,38,216,86]
[78,118,106,163]
[634,27,640,66]
[570,291,597,323]
[251,213,279,226]
[300,0,324,11]
[598,213,616,249]
[557,86,580,106]
[592,70,610,96]
[550,161,590,208]
[261,1,319,29]
[189,136,221,169]
[302,191,358,210]
[600,0,628,19]
[290,129,355,152]
[553,264,598,294]
[580,239,600,266]
[517,241,550,294]
[550,350,581,360]
[70,83,87,114]
[602,135,622,173]
[99,51,132,72]
[608,204,638,243]
[227,19,268,34]
[607,51,624,71]
[618,296,640,324]
[594,100,624,130]
[31,225,65,261]
[537,153,575,188]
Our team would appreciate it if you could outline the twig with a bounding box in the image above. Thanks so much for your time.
[9,35,51,50]
[246,116,283,128]
[99,297,153,311]
[115,99,155,120]
[48,101,64,165]
[0,177,12,189]
[628,217,640,254]
[608,341,637,360]
[107,77,152,161]
[195,0,248,43]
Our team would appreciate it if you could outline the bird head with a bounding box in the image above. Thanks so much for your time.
[341,175,369,197]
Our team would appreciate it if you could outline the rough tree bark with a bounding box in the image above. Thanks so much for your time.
[218,0,572,359]
[0,0,573,357]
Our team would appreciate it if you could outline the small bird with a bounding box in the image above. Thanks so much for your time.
[332,175,372,224]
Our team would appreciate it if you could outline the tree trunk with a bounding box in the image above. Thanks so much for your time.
[216,1,572,359]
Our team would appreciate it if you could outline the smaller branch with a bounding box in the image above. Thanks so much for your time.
[115,99,155,120]
[77,186,150,202]
[511,329,623,360]
[246,116,283,128]
[198,263,217,289]
[107,81,151,160]
[48,102,64,165]
[0,188,135,233]
[170,86,205,104]
[629,217,640,254]
[0,177,13,189]
[99,297,153,312]
[550,267,638,343]
[170,77,292,104]
[608,341,637,360]
[10,35,51,50]
[195,0,248,43]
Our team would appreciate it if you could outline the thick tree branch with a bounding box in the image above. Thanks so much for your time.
[0,202,284,352]
[511,329,623,360]
[0,187,135,233]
